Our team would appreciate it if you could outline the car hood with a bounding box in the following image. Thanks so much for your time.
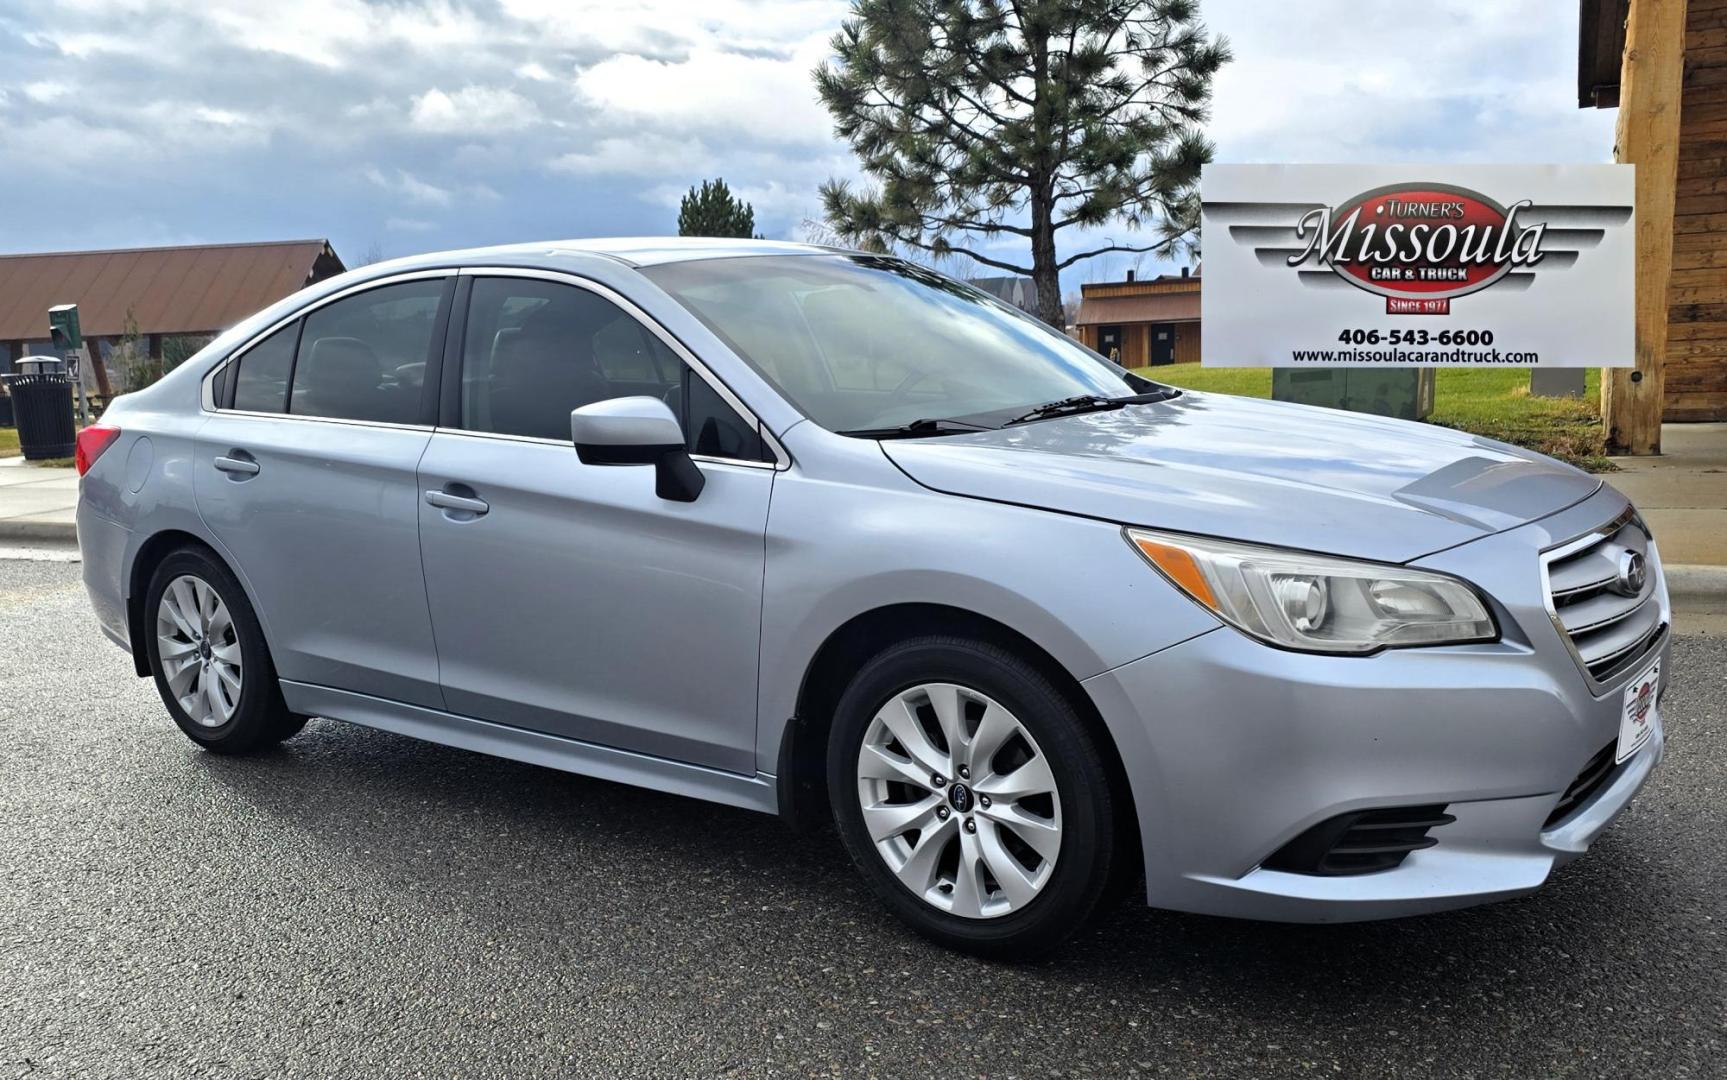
[881,392,1600,563]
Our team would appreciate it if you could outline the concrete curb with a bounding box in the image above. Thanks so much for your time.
[0,518,76,543]
[1665,564,1727,606]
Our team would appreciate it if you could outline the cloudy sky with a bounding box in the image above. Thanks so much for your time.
[0,0,1615,286]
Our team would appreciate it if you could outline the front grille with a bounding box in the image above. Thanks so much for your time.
[1543,512,1665,685]
[1263,804,1456,876]
[1544,740,1619,828]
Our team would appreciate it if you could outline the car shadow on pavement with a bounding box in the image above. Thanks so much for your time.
[191,714,1670,1017]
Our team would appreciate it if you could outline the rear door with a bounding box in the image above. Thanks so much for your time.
[194,273,452,708]
[415,271,777,773]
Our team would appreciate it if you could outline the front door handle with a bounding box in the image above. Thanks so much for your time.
[213,454,260,477]
[424,488,490,517]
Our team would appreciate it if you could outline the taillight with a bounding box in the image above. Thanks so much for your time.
[75,425,122,476]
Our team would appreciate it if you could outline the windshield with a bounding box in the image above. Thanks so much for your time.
[641,254,1147,433]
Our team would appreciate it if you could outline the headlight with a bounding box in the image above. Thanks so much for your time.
[1126,528,1497,654]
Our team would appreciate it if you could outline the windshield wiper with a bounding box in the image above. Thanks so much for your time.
[1004,388,1180,427]
[837,417,992,440]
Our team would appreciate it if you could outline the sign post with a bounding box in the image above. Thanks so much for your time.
[1604,0,1688,454]
[48,303,89,427]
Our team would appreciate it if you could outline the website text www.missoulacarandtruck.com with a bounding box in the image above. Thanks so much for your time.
[1292,348,1541,364]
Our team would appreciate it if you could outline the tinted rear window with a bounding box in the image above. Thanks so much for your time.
[230,322,298,413]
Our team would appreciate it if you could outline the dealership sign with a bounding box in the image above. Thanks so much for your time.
[1201,165,1634,366]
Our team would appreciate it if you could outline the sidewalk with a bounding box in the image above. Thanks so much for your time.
[1606,422,1727,568]
[0,456,78,541]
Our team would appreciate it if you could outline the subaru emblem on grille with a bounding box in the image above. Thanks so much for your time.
[1614,550,1647,597]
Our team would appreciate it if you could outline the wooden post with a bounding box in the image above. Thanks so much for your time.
[88,337,113,399]
[1603,0,1688,454]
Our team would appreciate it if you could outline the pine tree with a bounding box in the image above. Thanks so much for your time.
[677,178,758,239]
[815,0,1228,326]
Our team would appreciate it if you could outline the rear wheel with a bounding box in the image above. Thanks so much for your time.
[827,636,1116,959]
[144,548,303,753]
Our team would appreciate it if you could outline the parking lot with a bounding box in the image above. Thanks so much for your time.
[2,554,1723,1078]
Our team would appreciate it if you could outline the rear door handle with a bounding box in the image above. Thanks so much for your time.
[424,488,490,517]
[213,454,260,477]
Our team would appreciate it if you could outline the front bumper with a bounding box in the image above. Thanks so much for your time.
[1085,486,1671,922]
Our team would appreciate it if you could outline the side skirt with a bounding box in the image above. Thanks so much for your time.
[279,681,781,815]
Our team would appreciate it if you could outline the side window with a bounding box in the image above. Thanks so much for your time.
[458,278,761,463]
[229,321,299,413]
[592,315,677,383]
[462,278,678,440]
[289,280,446,423]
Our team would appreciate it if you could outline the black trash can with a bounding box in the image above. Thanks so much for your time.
[2,373,76,459]
[0,391,13,429]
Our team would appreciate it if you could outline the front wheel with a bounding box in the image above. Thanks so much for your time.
[827,636,1117,959]
[144,548,304,754]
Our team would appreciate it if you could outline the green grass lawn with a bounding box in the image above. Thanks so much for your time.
[1132,364,1613,471]
[0,424,75,467]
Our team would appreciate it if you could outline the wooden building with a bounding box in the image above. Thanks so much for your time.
[1580,0,1727,423]
[1071,269,1201,367]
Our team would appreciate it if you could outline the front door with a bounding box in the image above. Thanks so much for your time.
[1150,323,1176,365]
[416,273,776,774]
[1096,324,1124,364]
[194,275,452,708]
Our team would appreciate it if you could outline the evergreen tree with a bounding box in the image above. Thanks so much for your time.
[815,0,1228,326]
[678,178,758,238]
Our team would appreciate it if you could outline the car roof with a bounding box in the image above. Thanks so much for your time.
[368,236,853,273]
[547,237,850,266]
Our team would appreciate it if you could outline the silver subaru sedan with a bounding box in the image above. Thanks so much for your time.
[75,238,1669,958]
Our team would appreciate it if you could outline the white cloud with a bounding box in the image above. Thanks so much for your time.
[363,167,452,206]
[190,106,251,127]
[574,39,835,145]
[363,166,498,208]
[551,134,707,176]
[409,86,540,135]
[386,217,437,232]
[1203,0,1615,165]
[23,81,71,103]
[498,0,845,56]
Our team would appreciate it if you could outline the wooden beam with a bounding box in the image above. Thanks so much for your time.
[87,338,113,400]
[1605,0,1690,454]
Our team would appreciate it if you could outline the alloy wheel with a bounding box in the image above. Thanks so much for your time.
[856,682,1063,919]
[156,574,243,728]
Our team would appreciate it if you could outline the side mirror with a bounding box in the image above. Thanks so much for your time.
[571,396,705,503]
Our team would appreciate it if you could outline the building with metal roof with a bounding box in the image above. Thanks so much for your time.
[0,239,345,391]
[1072,268,1200,368]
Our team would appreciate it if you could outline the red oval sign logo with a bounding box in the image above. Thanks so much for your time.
[1287,183,1548,303]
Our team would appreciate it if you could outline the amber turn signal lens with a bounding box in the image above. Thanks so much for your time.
[1131,536,1219,611]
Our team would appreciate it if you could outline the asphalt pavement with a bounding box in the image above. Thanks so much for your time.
[2,557,1723,1078]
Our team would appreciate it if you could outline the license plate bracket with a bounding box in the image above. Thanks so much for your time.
[1617,657,1660,763]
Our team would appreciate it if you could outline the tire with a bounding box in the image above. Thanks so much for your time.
[827,635,1116,960]
[143,547,302,754]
